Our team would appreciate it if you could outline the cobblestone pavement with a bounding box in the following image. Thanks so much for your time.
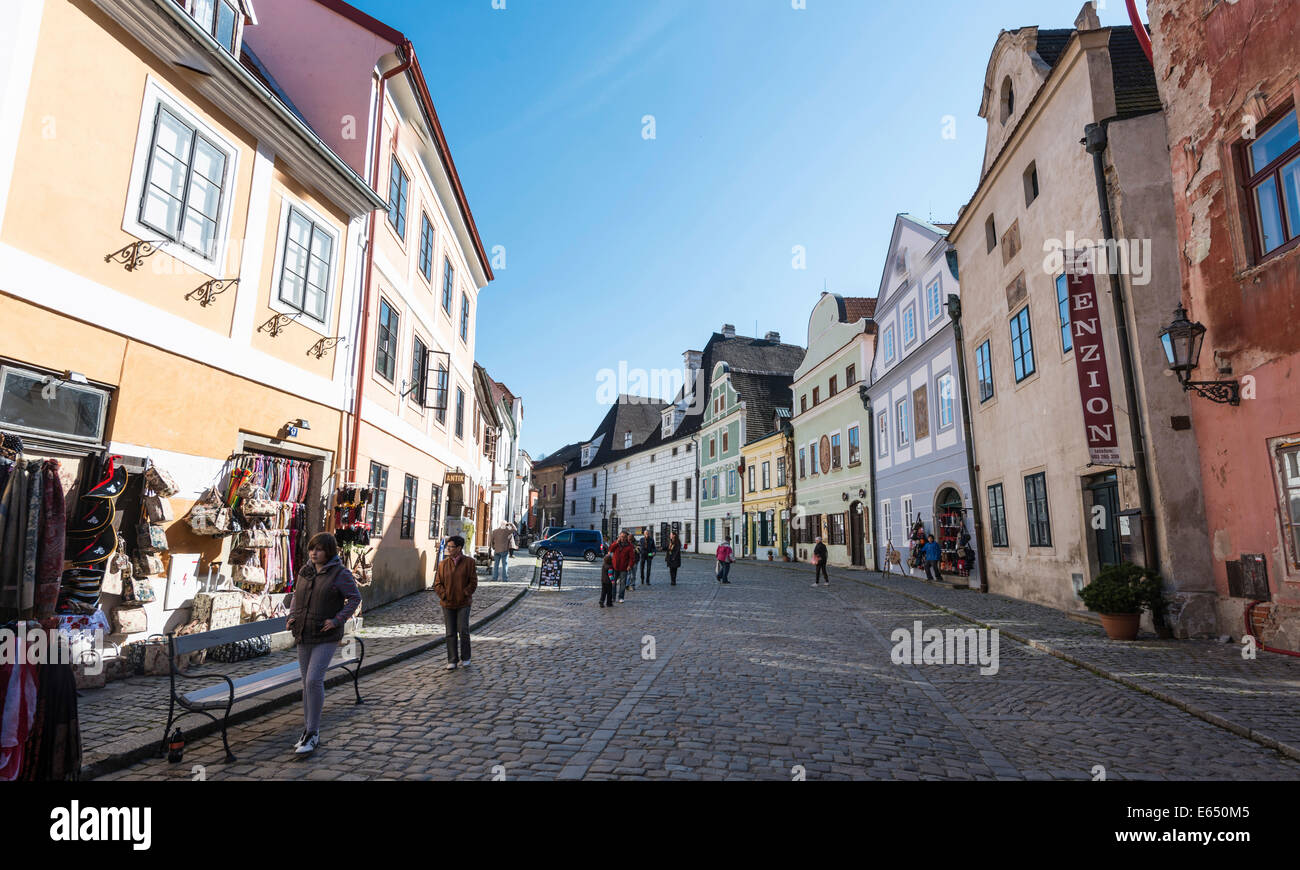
[96,555,1300,780]
[79,559,533,770]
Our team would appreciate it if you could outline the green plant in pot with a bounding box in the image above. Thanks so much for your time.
[1078,563,1164,641]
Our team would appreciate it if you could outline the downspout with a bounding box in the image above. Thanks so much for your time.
[692,434,700,554]
[947,293,989,593]
[860,390,878,571]
[1083,123,1162,583]
[348,42,414,477]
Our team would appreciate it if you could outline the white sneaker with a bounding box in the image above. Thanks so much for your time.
[461,659,471,669]
[295,732,318,754]
[445,662,458,671]
[292,731,307,751]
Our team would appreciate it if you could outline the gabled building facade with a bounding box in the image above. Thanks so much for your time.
[868,215,979,586]
[741,411,793,561]
[949,7,1214,633]
[790,295,877,568]
[564,396,667,537]
[533,442,580,531]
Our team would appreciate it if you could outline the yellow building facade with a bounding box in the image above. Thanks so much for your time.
[741,424,793,561]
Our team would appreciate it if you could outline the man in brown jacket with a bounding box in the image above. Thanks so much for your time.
[434,535,478,671]
[489,521,516,581]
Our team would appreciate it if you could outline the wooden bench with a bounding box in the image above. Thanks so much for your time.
[163,617,365,762]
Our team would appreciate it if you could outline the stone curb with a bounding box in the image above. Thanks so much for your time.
[80,584,532,780]
[716,556,1300,763]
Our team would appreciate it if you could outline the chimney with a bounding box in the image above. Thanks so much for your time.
[764,331,781,343]
[1074,3,1100,31]
[721,324,736,338]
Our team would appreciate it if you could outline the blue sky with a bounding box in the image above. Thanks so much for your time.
[352,0,1141,459]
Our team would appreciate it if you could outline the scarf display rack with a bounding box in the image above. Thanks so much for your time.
[0,430,67,623]
[226,452,311,592]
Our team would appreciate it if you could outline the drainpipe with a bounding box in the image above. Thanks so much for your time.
[348,42,415,475]
[947,293,989,593]
[692,434,700,554]
[1083,123,1161,585]
[859,388,879,571]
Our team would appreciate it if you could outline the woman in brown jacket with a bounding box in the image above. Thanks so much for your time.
[434,535,478,671]
[286,532,361,754]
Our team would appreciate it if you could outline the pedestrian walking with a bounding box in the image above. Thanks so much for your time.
[638,530,656,585]
[923,534,943,582]
[665,531,682,585]
[286,532,362,755]
[599,552,616,608]
[609,531,636,602]
[811,536,830,586]
[434,535,478,671]
[490,520,516,581]
[715,540,734,584]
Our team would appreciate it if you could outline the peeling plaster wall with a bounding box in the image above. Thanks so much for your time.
[1147,0,1300,646]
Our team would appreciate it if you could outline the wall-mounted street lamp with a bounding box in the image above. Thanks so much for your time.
[1158,305,1240,406]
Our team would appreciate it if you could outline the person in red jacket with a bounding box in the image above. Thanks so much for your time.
[609,531,637,602]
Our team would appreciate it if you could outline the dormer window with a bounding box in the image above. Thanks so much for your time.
[178,0,242,53]
[1000,76,1015,125]
[624,431,632,449]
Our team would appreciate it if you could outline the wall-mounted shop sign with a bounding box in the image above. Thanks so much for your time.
[1066,271,1121,465]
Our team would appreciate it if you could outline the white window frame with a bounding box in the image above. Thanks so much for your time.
[877,412,889,458]
[267,196,342,336]
[883,326,896,363]
[896,398,911,448]
[881,499,893,545]
[936,371,955,431]
[123,78,240,278]
[902,494,913,527]
[903,304,917,346]
[926,278,944,324]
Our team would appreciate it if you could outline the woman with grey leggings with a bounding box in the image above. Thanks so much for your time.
[286,532,362,755]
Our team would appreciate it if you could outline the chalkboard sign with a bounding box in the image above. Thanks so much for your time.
[534,549,563,589]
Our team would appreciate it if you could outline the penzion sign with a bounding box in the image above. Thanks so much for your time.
[1067,271,1121,465]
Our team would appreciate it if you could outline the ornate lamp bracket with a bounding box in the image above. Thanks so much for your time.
[105,239,169,271]
[186,278,239,307]
[1181,379,1240,406]
[258,312,300,337]
[308,336,347,359]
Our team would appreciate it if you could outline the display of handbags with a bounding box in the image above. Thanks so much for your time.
[136,523,168,554]
[143,494,174,523]
[231,563,267,588]
[144,464,179,498]
[133,554,164,577]
[188,504,232,536]
[127,575,157,604]
[112,604,147,635]
[233,528,274,549]
[240,498,277,519]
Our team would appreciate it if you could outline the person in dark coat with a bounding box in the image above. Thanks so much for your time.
[812,536,830,587]
[664,531,682,585]
[638,531,657,585]
[286,532,362,755]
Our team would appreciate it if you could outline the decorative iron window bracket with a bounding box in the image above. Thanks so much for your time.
[186,278,239,307]
[1181,378,1240,406]
[105,239,169,271]
[258,312,300,337]
[307,336,347,359]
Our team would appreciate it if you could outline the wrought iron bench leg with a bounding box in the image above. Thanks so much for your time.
[220,695,236,763]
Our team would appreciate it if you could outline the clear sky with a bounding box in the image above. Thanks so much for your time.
[351,0,1142,459]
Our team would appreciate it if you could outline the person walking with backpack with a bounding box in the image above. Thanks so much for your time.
[811,536,830,586]
[664,531,682,585]
[638,531,656,585]
[608,531,636,602]
[715,540,734,584]
[286,532,362,755]
[434,535,478,671]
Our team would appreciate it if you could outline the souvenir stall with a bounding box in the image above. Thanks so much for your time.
[331,482,374,587]
[936,489,972,579]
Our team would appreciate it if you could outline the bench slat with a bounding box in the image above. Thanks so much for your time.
[181,653,359,708]
[173,616,289,655]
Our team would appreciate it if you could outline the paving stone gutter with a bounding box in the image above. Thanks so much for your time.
[79,583,530,780]
[688,554,1300,762]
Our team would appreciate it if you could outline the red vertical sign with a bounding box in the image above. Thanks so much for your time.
[1068,272,1121,464]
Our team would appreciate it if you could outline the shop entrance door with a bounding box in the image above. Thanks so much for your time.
[935,488,965,576]
[849,501,865,566]
[1087,473,1122,567]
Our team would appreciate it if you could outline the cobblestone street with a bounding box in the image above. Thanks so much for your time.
[95,556,1300,781]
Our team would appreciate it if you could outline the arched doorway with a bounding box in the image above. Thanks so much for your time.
[849,501,866,566]
[935,487,965,577]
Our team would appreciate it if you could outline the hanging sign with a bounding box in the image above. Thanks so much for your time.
[1067,271,1121,464]
[444,472,466,485]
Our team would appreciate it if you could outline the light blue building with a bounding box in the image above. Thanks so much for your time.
[867,215,980,587]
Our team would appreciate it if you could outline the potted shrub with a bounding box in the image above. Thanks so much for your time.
[1078,563,1163,641]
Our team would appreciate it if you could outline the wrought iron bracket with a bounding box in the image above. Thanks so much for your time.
[105,239,168,271]
[186,277,239,307]
[308,336,347,359]
[1182,379,1240,406]
[258,312,300,337]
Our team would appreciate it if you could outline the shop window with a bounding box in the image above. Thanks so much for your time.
[429,483,442,538]
[132,97,234,266]
[419,213,435,281]
[275,205,335,326]
[988,483,1008,547]
[1009,305,1036,383]
[848,426,860,465]
[976,340,994,403]
[0,365,109,447]
[454,387,465,439]
[1242,108,1300,259]
[1024,472,1051,547]
[375,298,399,383]
[829,513,846,546]
[367,462,389,537]
[1056,274,1072,353]
[400,474,418,539]
[387,155,408,240]
[442,258,455,313]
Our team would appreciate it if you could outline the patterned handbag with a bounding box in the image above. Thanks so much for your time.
[233,528,273,549]
[129,575,157,604]
[240,499,277,519]
[231,563,267,587]
[137,523,168,554]
[112,604,147,635]
[144,464,179,498]
[188,504,232,536]
[143,494,174,523]
[134,554,164,577]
